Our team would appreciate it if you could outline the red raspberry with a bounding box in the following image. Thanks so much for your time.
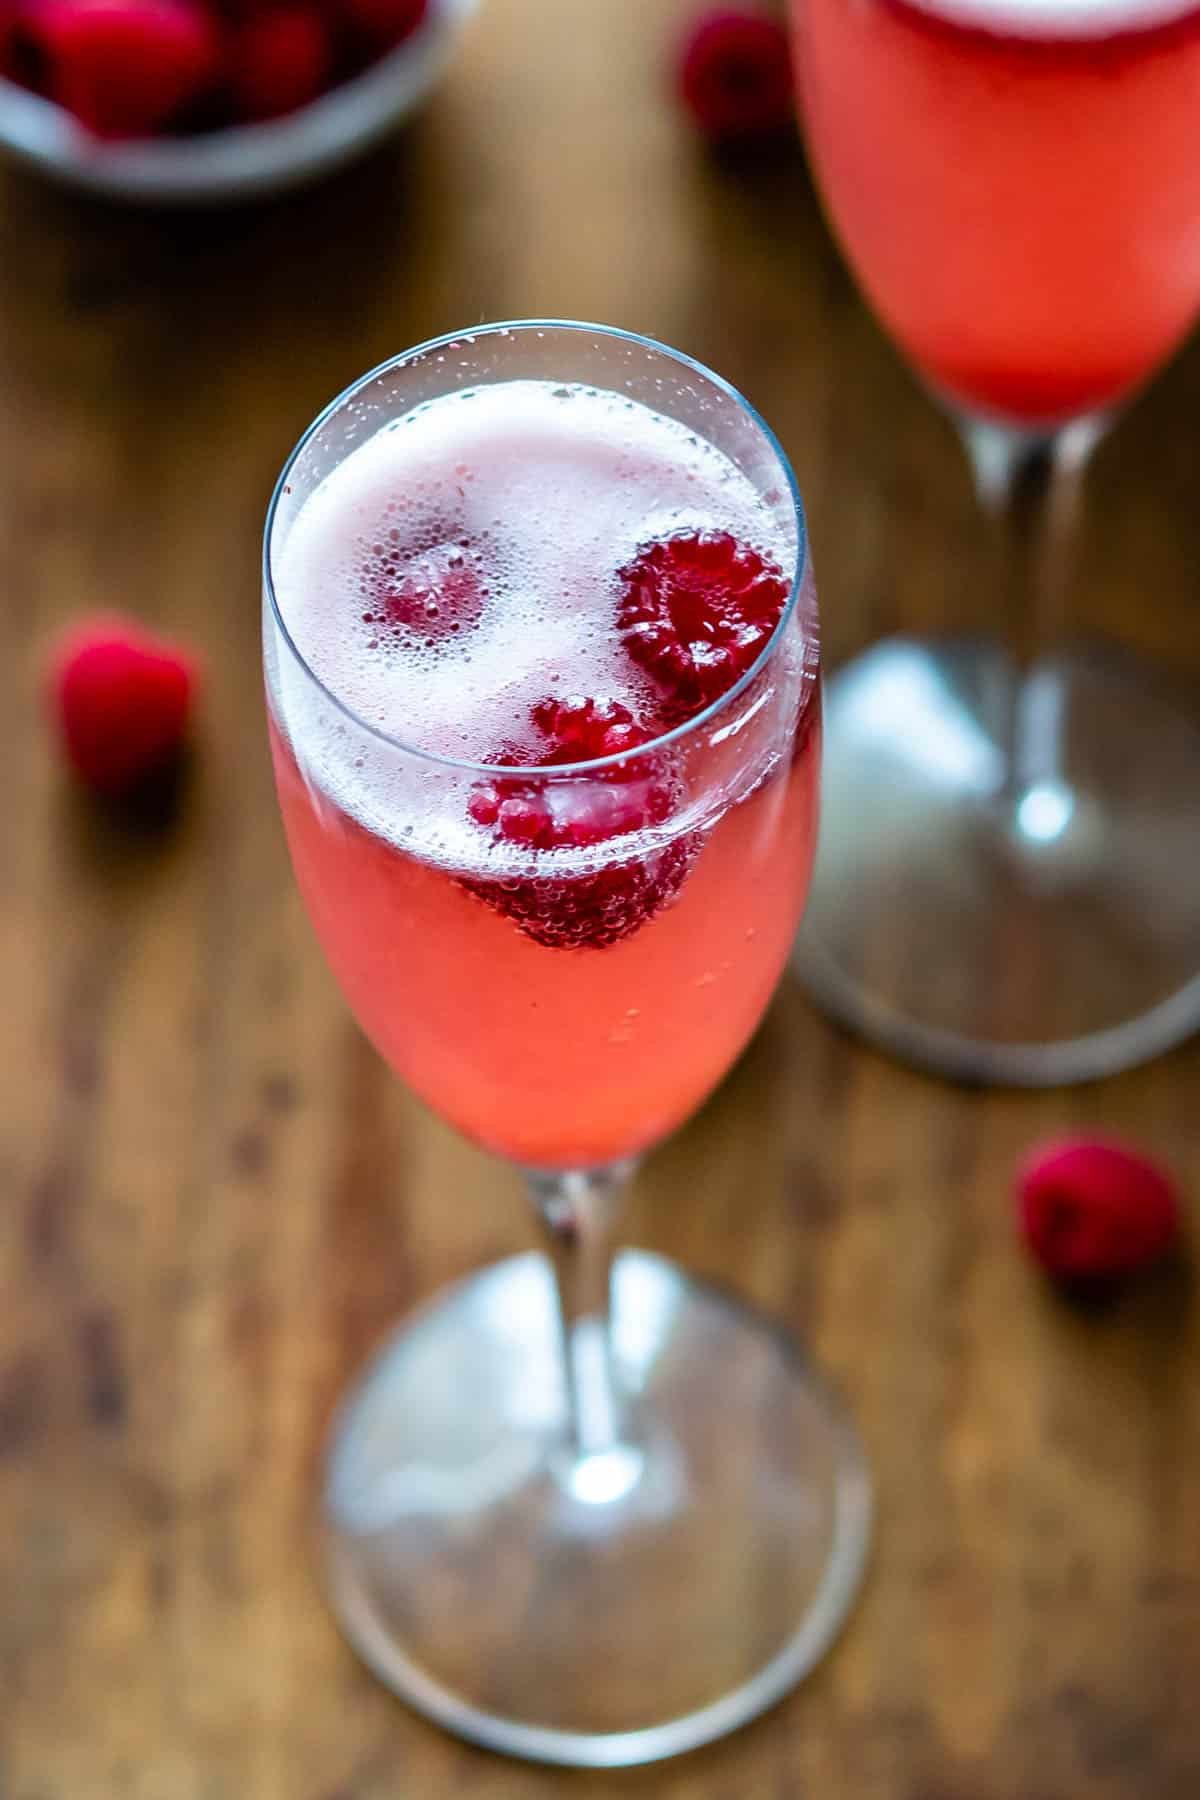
[48,614,199,797]
[1,5,21,78]
[227,4,329,121]
[617,528,788,719]
[14,0,219,137]
[468,700,670,850]
[361,536,482,651]
[464,845,695,952]
[1017,1136,1180,1290]
[370,543,484,646]
[676,9,794,144]
[342,0,426,50]
[468,767,668,854]
[531,696,655,764]
[464,698,693,948]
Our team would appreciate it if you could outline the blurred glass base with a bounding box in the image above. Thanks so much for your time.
[322,1249,871,1767]
[796,637,1200,1085]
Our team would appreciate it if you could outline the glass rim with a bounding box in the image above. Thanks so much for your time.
[263,318,812,779]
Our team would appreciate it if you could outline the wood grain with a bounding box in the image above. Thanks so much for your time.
[2,1,1200,1794]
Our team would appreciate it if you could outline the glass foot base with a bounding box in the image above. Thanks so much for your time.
[322,1250,871,1767]
[796,637,1200,1084]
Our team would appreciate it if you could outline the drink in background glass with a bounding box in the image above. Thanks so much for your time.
[799,0,1200,425]
[791,0,1200,1085]
[264,323,869,1766]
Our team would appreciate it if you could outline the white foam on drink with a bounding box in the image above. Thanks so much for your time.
[897,0,1196,39]
[268,379,799,875]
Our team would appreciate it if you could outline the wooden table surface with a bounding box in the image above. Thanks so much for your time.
[3,1,1200,1794]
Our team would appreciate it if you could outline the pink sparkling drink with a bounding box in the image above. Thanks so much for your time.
[795,0,1200,424]
[266,375,819,1171]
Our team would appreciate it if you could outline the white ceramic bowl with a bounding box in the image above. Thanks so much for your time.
[0,0,474,203]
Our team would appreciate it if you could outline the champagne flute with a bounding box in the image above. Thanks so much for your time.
[793,0,1200,1082]
[264,321,869,1765]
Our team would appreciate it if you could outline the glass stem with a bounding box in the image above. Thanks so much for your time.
[525,1162,633,1464]
[961,414,1100,818]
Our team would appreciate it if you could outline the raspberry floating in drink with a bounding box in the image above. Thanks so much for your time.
[374,543,485,647]
[468,698,662,851]
[530,696,657,765]
[617,528,790,721]
[463,697,690,949]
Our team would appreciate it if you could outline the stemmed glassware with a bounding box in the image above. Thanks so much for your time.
[793,0,1200,1083]
[263,322,869,1765]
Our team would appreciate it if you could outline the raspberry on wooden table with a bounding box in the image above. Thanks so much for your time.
[47,614,199,798]
[1017,1136,1181,1290]
[676,9,795,144]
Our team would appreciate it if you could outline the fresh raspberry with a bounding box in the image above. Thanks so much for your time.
[467,764,670,853]
[463,845,695,952]
[1,4,21,78]
[468,700,670,850]
[14,0,219,137]
[676,9,794,144]
[617,528,788,719]
[369,543,484,646]
[342,0,427,51]
[464,698,693,948]
[227,4,328,120]
[47,614,199,797]
[1017,1136,1180,1290]
[531,696,655,764]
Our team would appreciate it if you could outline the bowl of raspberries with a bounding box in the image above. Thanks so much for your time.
[0,0,473,201]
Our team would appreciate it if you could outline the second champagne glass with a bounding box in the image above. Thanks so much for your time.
[793,0,1200,1083]
[264,322,869,1766]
